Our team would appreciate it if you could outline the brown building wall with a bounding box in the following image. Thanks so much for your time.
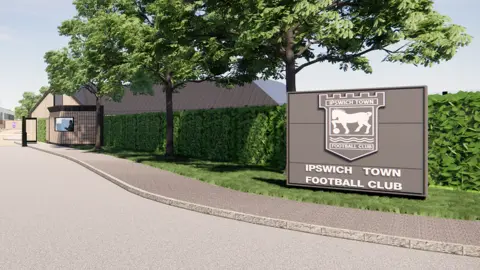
[31,94,54,119]
[31,94,81,119]
[63,95,80,105]
[3,120,22,130]
[48,111,96,145]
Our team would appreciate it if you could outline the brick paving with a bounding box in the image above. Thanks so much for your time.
[29,142,480,247]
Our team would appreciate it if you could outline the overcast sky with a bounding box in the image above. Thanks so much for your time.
[0,0,478,110]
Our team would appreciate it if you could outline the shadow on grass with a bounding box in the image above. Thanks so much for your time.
[252,177,427,200]
[252,177,288,187]
[70,145,283,174]
[132,156,283,173]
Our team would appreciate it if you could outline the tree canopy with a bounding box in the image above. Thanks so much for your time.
[44,9,134,101]
[42,0,472,155]
[203,0,472,92]
[44,3,136,149]
[69,0,263,156]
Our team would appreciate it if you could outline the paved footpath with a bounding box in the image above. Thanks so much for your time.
[24,143,480,258]
[1,147,479,269]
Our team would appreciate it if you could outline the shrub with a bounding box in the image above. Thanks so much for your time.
[37,118,47,142]
[427,91,480,191]
[103,90,480,191]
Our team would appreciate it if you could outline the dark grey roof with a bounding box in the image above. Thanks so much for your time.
[73,80,285,115]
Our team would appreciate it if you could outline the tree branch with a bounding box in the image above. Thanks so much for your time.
[295,40,312,57]
[84,82,97,95]
[381,41,413,61]
[327,0,359,10]
[172,76,215,90]
[135,0,154,27]
[295,47,376,74]
[291,23,301,33]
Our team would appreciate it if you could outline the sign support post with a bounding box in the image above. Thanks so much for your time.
[22,116,27,147]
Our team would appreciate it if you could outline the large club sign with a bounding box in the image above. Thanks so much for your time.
[319,92,385,161]
[286,86,428,198]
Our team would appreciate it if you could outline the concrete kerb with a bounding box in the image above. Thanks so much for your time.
[26,144,480,258]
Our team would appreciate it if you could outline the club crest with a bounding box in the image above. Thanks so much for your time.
[318,92,386,161]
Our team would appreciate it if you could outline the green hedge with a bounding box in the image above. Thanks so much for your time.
[104,106,286,168]
[37,118,47,142]
[103,91,480,191]
[428,91,480,191]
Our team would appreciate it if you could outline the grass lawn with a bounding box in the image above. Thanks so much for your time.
[73,145,480,221]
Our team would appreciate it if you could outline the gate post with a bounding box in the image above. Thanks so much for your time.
[22,116,27,147]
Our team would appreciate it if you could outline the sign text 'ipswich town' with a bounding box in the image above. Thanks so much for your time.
[286,87,428,198]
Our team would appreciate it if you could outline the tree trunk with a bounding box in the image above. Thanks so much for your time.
[164,73,175,158]
[285,27,296,93]
[95,96,102,150]
[283,27,297,175]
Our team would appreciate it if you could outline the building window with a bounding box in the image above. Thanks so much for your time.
[55,117,75,132]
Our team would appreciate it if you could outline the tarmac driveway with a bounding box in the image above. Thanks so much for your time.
[0,146,479,270]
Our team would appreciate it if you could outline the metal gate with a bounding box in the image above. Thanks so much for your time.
[21,117,37,146]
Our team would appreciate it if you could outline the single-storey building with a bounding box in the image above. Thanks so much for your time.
[30,80,287,118]
[29,80,286,145]
[0,107,15,120]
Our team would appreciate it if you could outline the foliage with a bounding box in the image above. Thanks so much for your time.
[44,1,137,148]
[428,91,480,191]
[203,0,472,91]
[104,113,166,152]
[37,118,47,142]
[103,90,480,191]
[104,105,286,167]
[44,8,133,100]
[70,0,261,157]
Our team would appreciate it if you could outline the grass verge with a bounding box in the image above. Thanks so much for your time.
[72,145,480,220]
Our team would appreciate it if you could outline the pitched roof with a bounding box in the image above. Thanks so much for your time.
[0,107,14,114]
[73,80,286,115]
[28,90,51,117]
[29,89,84,117]
[253,80,287,104]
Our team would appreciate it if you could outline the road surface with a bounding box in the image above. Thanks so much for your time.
[0,129,21,146]
[0,146,478,270]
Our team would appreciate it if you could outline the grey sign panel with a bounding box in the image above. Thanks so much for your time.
[286,86,428,198]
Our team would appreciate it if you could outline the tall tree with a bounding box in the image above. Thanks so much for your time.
[44,9,133,150]
[204,0,472,92]
[75,0,257,157]
[39,86,50,95]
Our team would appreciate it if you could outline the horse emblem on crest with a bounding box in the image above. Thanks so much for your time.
[319,92,386,161]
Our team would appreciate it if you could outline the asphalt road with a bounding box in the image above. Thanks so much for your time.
[0,146,479,270]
